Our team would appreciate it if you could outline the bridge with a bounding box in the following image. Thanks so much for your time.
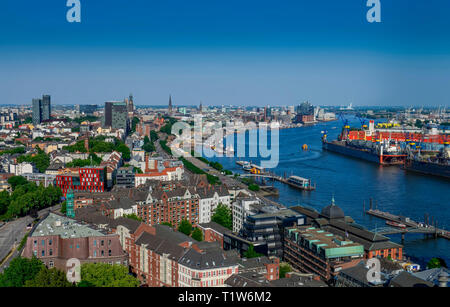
[366,209,450,241]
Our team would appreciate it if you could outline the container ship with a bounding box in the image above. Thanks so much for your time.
[322,121,406,166]
[403,145,450,179]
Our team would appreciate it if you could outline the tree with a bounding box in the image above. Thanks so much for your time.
[131,117,140,133]
[24,267,72,287]
[211,204,232,230]
[150,130,158,142]
[116,143,131,161]
[192,228,203,242]
[123,213,142,222]
[7,176,28,191]
[178,219,192,236]
[60,201,67,214]
[279,263,292,278]
[427,257,447,269]
[0,256,45,287]
[80,263,140,287]
[0,190,10,216]
[243,244,263,259]
[248,184,260,192]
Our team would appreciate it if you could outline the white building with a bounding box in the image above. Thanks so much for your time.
[232,196,261,233]
[134,166,184,187]
[10,162,36,176]
[196,185,231,224]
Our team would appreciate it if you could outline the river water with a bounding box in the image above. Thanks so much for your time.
[203,117,450,267]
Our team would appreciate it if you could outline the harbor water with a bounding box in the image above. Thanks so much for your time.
[203,117,450,266]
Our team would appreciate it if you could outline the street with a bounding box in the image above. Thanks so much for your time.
[0,204,61,272]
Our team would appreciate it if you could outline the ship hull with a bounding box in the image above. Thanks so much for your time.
[404,159,450,179]
[322,140,405,165]
[322,141,382,164]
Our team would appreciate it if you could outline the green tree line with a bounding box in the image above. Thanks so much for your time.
[0,176,62,220]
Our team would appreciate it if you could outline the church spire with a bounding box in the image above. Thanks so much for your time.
[168,95,173,115]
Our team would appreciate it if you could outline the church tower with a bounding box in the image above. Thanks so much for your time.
[168,95,173,115]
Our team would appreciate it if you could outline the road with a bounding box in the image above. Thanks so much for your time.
[158,132,286,209]
[0,205,61,272]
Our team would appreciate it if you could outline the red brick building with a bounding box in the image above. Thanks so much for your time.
[55,166,106,196]
[22,213,128,272]
[137,186,199,229]
[197,222,232,249]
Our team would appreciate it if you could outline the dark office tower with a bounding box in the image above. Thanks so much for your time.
[103,101,128,132]
[168,95,173,115]
[199,101,203,113]
[32,98,42,125]
[41,95,51,121]
[104,102,114,127]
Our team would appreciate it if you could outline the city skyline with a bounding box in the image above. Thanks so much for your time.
[1,1,450,107]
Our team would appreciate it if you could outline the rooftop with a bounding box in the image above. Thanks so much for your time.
[32,212,105,239]
[287,226,364,259]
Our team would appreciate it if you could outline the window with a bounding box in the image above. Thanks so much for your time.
[41,240,45,246]
[101,250,104,256]
[41,250,45,256]
[101,240,104,246]
[94,240,97,246]
[34,240,37,247]
[49,239,52,246]
[49,249,53,256]
[49,261,54,268]
[76,244,80,249]
[108,250,112,256]
[94,251,97,257]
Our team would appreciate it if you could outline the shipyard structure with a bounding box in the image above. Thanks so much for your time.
[322,120,450,178]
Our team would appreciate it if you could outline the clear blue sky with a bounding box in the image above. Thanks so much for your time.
[1,0,449,107]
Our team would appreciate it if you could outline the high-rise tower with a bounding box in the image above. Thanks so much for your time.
[32,94,51,125]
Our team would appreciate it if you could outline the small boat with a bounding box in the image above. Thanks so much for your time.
[285,176,316,191]
[386,221,407,229]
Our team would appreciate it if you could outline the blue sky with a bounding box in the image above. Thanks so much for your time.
[1,0,450,107]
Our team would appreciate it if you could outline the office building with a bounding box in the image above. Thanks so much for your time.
[284,226,365,282]
[116,166,135,188]
[241,208,305,258]
[32,94,51,125]
[103,101,129,131]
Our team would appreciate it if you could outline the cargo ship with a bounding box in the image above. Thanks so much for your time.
[403,145,450,179]
[322,134,406,166]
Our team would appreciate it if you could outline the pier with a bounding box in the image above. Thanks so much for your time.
[240,171,316,191]
[364,208,450,241]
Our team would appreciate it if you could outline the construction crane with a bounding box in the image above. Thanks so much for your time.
[356,115,368,129]
[337,112,350,141]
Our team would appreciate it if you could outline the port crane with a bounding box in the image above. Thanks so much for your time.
[337,112,350,141]
[356,115,368,129]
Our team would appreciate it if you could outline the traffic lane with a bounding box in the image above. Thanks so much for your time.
[0,205,59,261]
[0,216,32,262]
